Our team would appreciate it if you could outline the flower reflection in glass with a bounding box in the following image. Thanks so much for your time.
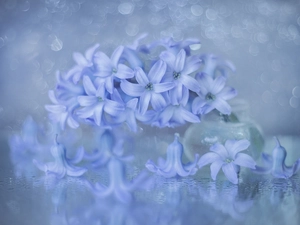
[198,139,256,184]
[146,133,199,178]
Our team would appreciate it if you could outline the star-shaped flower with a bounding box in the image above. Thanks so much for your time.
[192,72,237,115]
[65,43,100,83]
[146,133,199,178]
[33,137,87,179]
[160,49,201,105]
[198,139,256,184]
[254,137,300,178]
[76,76,123,126]
[93,46,134,93]
[120,60,174,114]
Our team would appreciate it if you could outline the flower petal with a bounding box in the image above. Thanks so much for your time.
[225,139,250,158]
[174,49,186,72]
[222,163,238,184]
[181,55,202,75]
[139,92,151,114]
[218,86,237,100]
[153,82,174,93]
[151,93,166,111]
[156,106,173,126]
[126,98,138,110]
[45,105,66,114]
[135,67,149,86]
[85,43,100,61]
[120,80,145,97]
[180,107,201,123]
[210,159,224,180]
[78,96,97,106]
[210,75,226,94]
[198,152,220,168]
[111,46,124,68]
[115,64,134,79]
[159,51,175,68]
[195,72,213,90]
[210,143,228,159]
[234,153,256,169]
[181,75,200,92]
[73,52,88,66]
[212,98,231,115]
[148,60,167,83]
[93,103,104,126]
[192,97,206,114]
[104,99,125,116]
[83,76,96,96]
[94,52,112,77]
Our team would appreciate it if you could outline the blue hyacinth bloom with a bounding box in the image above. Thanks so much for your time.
[198,139,256,184]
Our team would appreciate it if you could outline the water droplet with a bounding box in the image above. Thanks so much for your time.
[5,29,16,41]
[190,43,201,50]
[190,5,203,16]
[289,96,299,108]
[262,91,272,103]
[125,24,139,36]
[270,80,280,92]
[0,37,4,48]
[292,86,300,98]
[19,0,30,12]
[118,2,134,15]
[206,9,218,20]
[51,38,63,51]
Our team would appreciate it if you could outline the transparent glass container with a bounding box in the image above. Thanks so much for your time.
[183,99,264,161]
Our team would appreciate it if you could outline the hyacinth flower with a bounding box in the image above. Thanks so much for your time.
[76,76,124,126]
[45,72,85,129]
[151,89,200,128]
[160,49,201,104]
[200,54,235,79]
[254,137,300,178]
[146,133,199,178]
[192,72,237,115]
[140,37,200,56]
[65,43,100,83]
[33,136,87,179]
[86,156,149,204]
[121,60,174,114]
[108,88,139,132]
[198,139,256,184]
[93,45,134,93]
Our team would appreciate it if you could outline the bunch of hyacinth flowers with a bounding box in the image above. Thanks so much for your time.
[9,35,300,203]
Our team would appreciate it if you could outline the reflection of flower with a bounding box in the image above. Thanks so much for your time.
[86,157,150,203]
[146,134,198,178]
[33,137,87,179]
[254,137,300,178]
[8,117,49,178]
[198,182,253,220]
[192,72,237,115]
[198,139,256,184]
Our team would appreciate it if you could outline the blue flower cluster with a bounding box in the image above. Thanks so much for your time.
[45,36,237,131]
